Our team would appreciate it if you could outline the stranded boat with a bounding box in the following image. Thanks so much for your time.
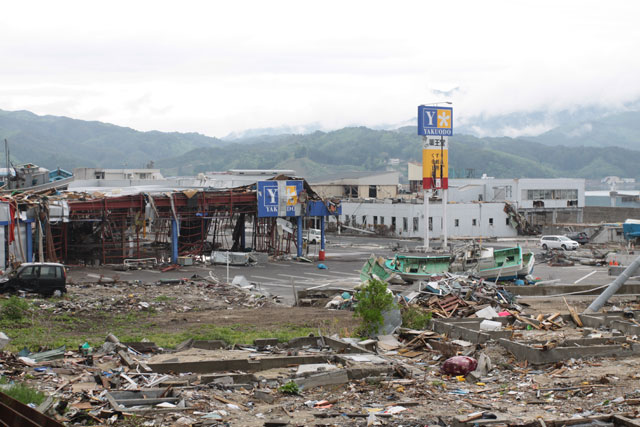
[517,251,535,278]
[380,245,534,283]
[472,246,524,280]
[384,254,452,281]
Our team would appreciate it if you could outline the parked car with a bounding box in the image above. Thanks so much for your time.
[302,228,322,244]
[565,231,589,245]
[539,235,580,251]
[0,263,67,297]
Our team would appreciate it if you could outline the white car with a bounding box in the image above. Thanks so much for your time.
[540,235,579,251]
[302,228,323,244]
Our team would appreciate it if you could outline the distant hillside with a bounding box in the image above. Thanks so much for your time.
[2,108,640,181]
[530,110,640,149]
[0,109,226,170]
[156,127,640,181]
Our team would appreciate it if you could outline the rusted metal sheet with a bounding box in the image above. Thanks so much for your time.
[0,391,64,427]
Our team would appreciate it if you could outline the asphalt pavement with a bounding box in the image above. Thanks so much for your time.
[66,233,629,305]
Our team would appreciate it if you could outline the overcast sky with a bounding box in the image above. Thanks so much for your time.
[1,0,639,138]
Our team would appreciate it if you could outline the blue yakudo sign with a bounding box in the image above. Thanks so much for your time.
[257,180,304,218]
[418,106,453,136]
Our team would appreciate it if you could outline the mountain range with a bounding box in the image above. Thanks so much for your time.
[1,106,640,182]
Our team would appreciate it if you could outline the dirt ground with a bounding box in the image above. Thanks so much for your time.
[63,280,355,335]
[9,268,640,425]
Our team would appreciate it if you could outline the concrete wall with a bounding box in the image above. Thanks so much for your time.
[583,206,640,223]
[408,162,422,181]
[312,185,347,199]
[313,184,398,200]
[339,201,517,239]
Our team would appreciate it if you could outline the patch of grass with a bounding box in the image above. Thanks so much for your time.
[0,305,318,351]
[0,380,46,406]
[111,323,318,348]
[153,295,174,302]
[401,306,432,330]
[1,296,32,321]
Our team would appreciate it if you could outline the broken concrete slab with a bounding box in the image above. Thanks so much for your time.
[149,355,333,374]
[338,354,387,364]
[200,373,258,385]
[294,369,349,390]
[377,335,401,351]
[254,338,279,348]
[0,332,9,350]
[296,363,338,376]
[431,318,512,344]
[498,336,640,364]
[106,388,189,413]
[253,389,276,404]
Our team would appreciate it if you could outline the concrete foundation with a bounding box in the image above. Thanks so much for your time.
[148,355,334,374]
[433,311,640,364]
[431,318,513,344]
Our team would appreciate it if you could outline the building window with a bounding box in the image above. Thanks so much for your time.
[344,185,358,198]
[95,172,105,179]
[505,185,512,198]
[380,217,385,225]
[362,215,367,225]
[373,216,378,225]
[489,218,494,226]
[506,217,510,225]
[428,217,433,231]
[403,217,408,232]
[369,185,377,198]
[472,219,477,226]
[391,217,396,230]
[454,219,459,227]
[526,189,579,200]
[413,217,419,232]
[351,215,356,225]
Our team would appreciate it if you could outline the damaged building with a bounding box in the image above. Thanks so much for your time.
[0,172,340,270]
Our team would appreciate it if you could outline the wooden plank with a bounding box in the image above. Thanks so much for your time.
[563,297,583,327]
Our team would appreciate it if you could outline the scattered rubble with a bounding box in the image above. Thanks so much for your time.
[3,299,640,425]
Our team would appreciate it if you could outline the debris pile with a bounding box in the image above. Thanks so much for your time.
[5,306,640,426]
[61,274,282,314]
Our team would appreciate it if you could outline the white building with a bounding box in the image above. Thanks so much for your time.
[339,199,516,239]
[447,178,585,224]
[337,176,586,239]
[73,168,164,181]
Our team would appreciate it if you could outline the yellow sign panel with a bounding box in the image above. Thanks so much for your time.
[422,149,448,179]
[286,185,298,206]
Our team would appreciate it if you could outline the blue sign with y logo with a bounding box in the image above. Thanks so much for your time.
[418,106,453,136]
[257,180,304,217]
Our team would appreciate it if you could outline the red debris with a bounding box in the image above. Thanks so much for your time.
[440,356,478,376]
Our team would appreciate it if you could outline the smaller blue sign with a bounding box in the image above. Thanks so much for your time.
[418,106,453,136]
[257,180,304,218]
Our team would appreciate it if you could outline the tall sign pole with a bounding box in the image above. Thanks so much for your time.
[418,105,453,251]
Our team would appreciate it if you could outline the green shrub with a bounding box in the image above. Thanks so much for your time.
[278,381,300,395]
[353,279,396,337]
[401,306,432,330]
[1,296,31,321]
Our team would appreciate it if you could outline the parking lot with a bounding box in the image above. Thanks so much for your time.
[64,233,632,305]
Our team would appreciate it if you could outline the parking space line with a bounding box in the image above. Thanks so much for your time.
[276,274,313,281]
[249,275,290,283]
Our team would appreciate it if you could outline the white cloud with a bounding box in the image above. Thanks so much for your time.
[0,0,639,136]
